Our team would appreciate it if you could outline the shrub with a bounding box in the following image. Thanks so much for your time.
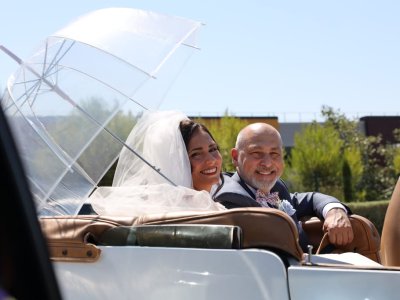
[347,200,389,234]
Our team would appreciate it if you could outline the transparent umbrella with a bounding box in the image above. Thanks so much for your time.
[0,8,201,216]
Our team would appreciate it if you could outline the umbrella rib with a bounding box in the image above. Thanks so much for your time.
[57,63,149,110]
[150,24,201,76]
[3,77,40,113]
[181,42,201,50]
[40,160,98,213]
[154,50,195,109]
[28,40,74,108]
[50,36,155,78]
[1,42,70,113]
[42,39,75,79]
[23,40,73,110]
[28,177,80,216]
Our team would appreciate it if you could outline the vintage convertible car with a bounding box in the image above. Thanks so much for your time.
[2,100,400,299]
[1,7,400,300]
[37,195,399,300]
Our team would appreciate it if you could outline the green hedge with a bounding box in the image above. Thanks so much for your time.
[347,200,389,235]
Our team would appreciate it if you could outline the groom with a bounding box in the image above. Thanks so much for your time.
[214,122,354,250]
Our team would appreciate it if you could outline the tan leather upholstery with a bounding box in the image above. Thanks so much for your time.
[136,208,303,260]
[40,208,382,263]
[380,177,400,266]
[40,215,135,242]
[40,208,303,261]
[40,216,135,262]
[302,214,381,263]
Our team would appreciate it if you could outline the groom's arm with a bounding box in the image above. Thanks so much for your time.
[291,191,353,246]
[291,191,351,219]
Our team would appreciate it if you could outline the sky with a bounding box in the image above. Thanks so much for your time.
[1,0,400,122]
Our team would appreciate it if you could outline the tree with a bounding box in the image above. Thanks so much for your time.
[285,122,344,199]
[323,106,396,200]
[393,129,400,177]
[342,145,363,201]
[394,150,400,177]
[286,106,396,201]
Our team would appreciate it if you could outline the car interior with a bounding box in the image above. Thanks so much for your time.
[39,206,382,266]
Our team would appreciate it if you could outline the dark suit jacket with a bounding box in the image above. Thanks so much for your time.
[214,172,350,251]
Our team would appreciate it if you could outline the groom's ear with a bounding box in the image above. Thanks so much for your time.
[231,148,239,167]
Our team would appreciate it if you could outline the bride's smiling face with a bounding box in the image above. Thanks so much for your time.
[187,128,222,192]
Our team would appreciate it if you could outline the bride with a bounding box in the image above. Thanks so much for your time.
[89,110,226,216]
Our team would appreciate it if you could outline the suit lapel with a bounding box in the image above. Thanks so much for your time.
[232,172,256,199]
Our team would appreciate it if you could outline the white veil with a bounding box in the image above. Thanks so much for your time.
[113,110,192,187]
[89,110,226,216]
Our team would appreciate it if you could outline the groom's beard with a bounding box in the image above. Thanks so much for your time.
[238,169,278,194]
[249,177,278,194]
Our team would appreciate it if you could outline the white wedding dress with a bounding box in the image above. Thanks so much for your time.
[89,110,226,216]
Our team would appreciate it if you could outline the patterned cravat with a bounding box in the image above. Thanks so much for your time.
[255,190,280,208]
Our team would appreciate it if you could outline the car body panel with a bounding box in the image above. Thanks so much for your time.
[289,265,400,300]
[54,247,290,300]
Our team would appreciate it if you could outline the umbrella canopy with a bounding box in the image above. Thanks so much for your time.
[1,8,201,216]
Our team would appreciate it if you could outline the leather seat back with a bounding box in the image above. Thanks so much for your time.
[40,208,303,261]
[136,207,303,260]
[302,214,381,263]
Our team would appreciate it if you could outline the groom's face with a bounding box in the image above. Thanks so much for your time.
[232,124,284,193]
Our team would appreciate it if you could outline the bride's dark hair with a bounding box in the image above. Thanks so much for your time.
[179,120,218,150]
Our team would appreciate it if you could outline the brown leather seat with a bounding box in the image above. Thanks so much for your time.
[136,207,303,260]
[380,176,400,266]
[40,207,303,261]
[39,215,135,262]
[40,206,383,264]
[302,214,381,263]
